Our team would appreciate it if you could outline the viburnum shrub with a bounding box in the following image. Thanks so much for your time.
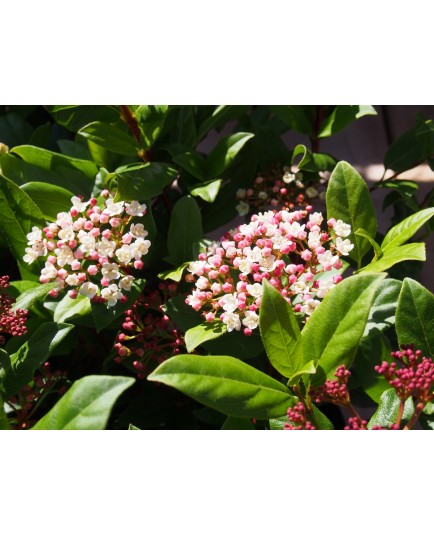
[23,191,151,308]
[0,104,434,430]
[185,208,353,333]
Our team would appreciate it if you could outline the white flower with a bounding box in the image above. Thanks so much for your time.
[55,245,74,266]
[317,250,338,270]
[300,299,320,316]
[186,289,204,310]
[130,223,148,238]
[80,281,98,299]
[96,238,116,258]
[237,258,253,275]
[187,260,207,276]
[103,198,124,216]
[221,293,238,313]
[119,275,135,291]
[307,231,322,250]
[58,227,76,241]
[316,278,335,299]
[242,311,259,330]
[77,230,96,253]
[236,188,246,199]
[282,171,296,184]
[130,238,151,259]
[335,237,354,255]
[334,220,352,238]
[116,244,133,264]
[222,312,241,332]
[236,201,250,216]
[101,284,123,307]
[258,191,268,200]
[259,254,276,272]
[71,196,90,213]
[292,280,310,295]
[309,212,323,226]
[23,247,39,264]
[196,276,210,290]
[125,201,147,217]
[41,262,58,280]
[305,187,319,199]
[246,283,263,298]
[56,212,73,228]
[101,262,121,281]
[65,273,80,286]
[26,226,43,245]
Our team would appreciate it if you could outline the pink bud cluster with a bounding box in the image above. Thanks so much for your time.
[185,208,353,334]
[235,167,326,217]
[375,345,434,405]
[283,402,316,430]
[23,192,151,308]
[310,365,351,406]
[7,362,68,429]
[114,282,185,379]
[0,275,28,345]
[344,416,368,430]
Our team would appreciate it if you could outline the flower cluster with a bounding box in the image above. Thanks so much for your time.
[23,192,151,308]
[310,365,351,406]
[375,345,434,405]
[284,402,316,430]
[7,362,68,429]
[344,416,369,430]
[235,167,324,216]
[114,282,185,379]
[0,275,28,345]
[185,208,353,334]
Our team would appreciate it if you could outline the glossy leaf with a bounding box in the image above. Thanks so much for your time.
[128,424,141,430]
[114,162,177,201]
[173,150,207,180]
[158,263,189,282]
[2,322,74,398]
[198,105,250,140]
[166,196,203,266]
[268,106,313,135]
[79,121,138,156]
[355,228,382,258]
[190,179,222,203]
[0,113,32,148]
[221,416,255,430]
[47,105,119,132]
[12,282,59,312]
[185,322,227,353]
[326,161,377,266]
[303,273,386,386]
[368,388,414,429]
[396,278,434,357]
[148,354,294,419]
[259,279,302,379]
[384,124,423,173]
[360,243,425,273]
[20,182,74,221]
[32,375,135,430]
[206,132,254,177]
[135,105,169,149]
[53,294,92,324]
[0,175,46,279]
[318,105,376,138]
[381,207,434,251]
[363,278,402,337]
[291,144,337,172]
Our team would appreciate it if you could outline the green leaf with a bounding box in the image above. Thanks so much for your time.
[311,406,334,430]
[32,375,135,430]
[368,388,414,429]
[91,280,143,332]
[198,105,250,140]
[135,105,169,149]
[355,228,382,258]
[318,105,376,138]
[0,145,97,196]
[185,322,227,353]
[0,394,11,430]
[268,106,313,135]
[148,354,294,419]
[396,278,434,357]
[12,282,59,312]
[221,416,255,430]
[166,196,203,266]
[303,273,386,386]
[114,162,177,201]
[190,179,222,203]
[381,207,434,251]
[259,279,302,379]
[269,415,290,430]
[128,423,141,430]
[0,113,32,148]
[53,294,92,324]
[78,121,138,156]
[384,125,424,173]
[173,150,207,180]
[2,322,74,398]
[0,175,46,279]
[364,278,402,337]
[47,105,119,132]
[206,132,254,177]
[158,262,189,282]
[291,144,337,172]
[20,182,74,221]
[359,243,426,273]
[326,161,377,266]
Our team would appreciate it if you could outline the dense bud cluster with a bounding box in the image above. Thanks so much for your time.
[0,275,28,344]
[344,416,368,430]
[185,208,353,334]
[235,167,324,216]
[284,402,316,430]
[310,365,351,406]
[7,362,68,429]
[23,192,151,308]
[114,282,185,379]
[375,345,434,405]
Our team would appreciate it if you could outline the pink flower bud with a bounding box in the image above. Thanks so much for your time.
[205,312,215,322]
[244,328,253,336]
[208,270,219,279]
[47,255,57,264]
[77,273,87,282]
[74,249,84,259]
[99,213,109,224]
[57,269,67,280]
[110,217,121,228]
[68,290,78,299]
[70,208,79,218]
[301,250,312,261]
[84,220,94,231]
[222,282,232,292]
[101,278,109,287]
[49,289,60,298]
[102,229,112,239]
[71,260,81,271]
[101,190,110,199]
[219,265,229,274]
[89,228,100,237]
[90,198,98,206]
[87,265,98,276]
[134,260,144,270]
